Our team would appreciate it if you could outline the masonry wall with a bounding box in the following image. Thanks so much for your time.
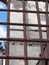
[9,42,41,65]
[9,1,47,65]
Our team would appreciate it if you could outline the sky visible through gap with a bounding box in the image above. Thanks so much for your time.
[0,1,7,49]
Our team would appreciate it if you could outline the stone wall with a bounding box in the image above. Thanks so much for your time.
[9,1,46,65]
[9,42,41,65]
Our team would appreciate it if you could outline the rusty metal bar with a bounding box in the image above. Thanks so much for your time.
[36,0,44,57]
[45,0,49,65]
[10,29,47,32]
[46,0,49,58]
[0,0,49,3]
[5,0,10,65]
[0,22,49,27]
[36,0,45,65]
[0,56,49,60]
[0,9,48,14]
[25,0,49,2]
[23,0,28,65]
[0,38,49,42]
[36,0,49,65]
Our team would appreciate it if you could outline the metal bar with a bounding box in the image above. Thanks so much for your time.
[1,0,49,4]
[36,0,44,57]
[0,56,49,60]
[0,9,48,14]
[0,22,49,27]
[5,0,10,65]
[10,29,47,32]
[45,0,49,65]
[36,0,44,65]
[25,0,49,2]
[46,0,49,57]
[10,29,24,31]
[0,38,49,42]
[23,0,28,65]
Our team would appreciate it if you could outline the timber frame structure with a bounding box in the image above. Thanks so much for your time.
[0,0,49,65]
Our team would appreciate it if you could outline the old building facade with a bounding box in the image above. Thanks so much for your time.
[0,0,49,65]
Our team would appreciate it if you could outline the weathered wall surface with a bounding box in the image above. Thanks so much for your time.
[9,42,41,65]
[9,1,46,65]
